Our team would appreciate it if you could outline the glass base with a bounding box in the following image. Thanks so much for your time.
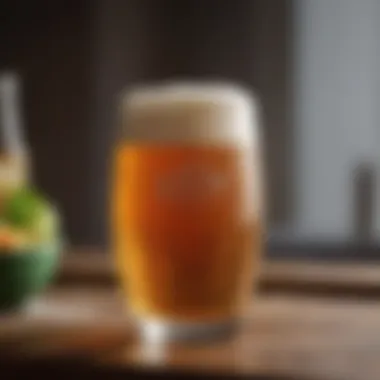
[138,318,239,343]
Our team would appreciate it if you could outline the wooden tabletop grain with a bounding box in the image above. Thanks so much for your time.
[0,286,379,380]
[59,251,380,296]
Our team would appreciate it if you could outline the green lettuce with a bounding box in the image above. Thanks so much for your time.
[2,187,60,244]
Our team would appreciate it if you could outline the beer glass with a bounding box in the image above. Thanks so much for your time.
[112,83,263,342]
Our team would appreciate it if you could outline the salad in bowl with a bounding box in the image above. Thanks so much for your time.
[0,186,61,310]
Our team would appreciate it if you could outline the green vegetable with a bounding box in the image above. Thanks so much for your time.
[2,187,60,244]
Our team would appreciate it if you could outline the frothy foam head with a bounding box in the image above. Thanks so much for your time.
[121,82,259,146]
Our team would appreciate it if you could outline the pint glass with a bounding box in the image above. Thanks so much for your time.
[112,83,263,341]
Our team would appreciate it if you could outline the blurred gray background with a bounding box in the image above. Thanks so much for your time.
[0,0,378,253]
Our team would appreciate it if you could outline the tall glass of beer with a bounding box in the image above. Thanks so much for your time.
[112,83,262,342]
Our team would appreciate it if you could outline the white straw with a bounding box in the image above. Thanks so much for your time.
[0,72,27,154]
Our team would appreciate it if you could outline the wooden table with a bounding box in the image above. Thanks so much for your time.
[1,286,380,380]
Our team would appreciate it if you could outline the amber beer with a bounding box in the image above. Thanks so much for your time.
[112,83,262,340]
